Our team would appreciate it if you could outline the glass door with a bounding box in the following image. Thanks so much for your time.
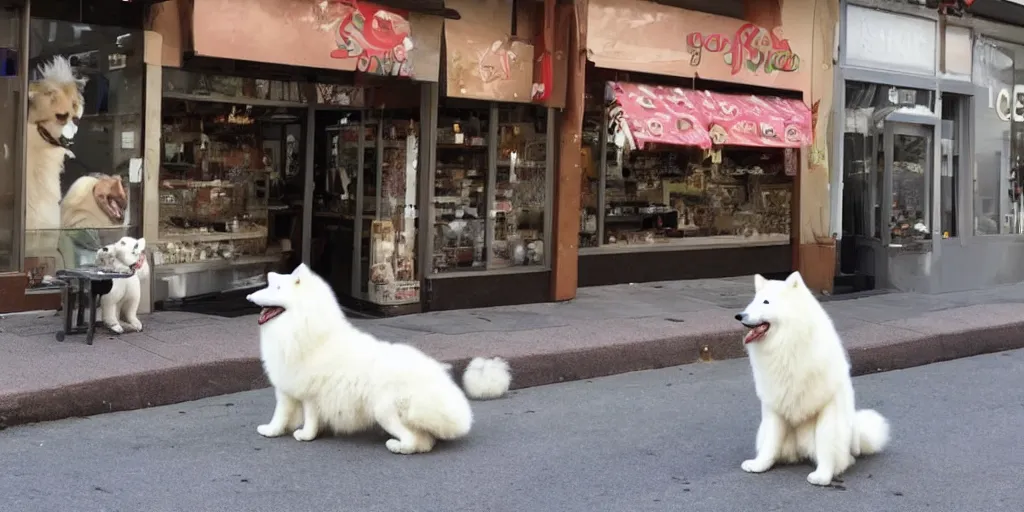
[882,120,941,293]
[883,122,934,248]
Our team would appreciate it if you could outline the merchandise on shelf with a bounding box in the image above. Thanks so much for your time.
[156,100,289,284]
[433,109,489,273]
[580,140,794,249]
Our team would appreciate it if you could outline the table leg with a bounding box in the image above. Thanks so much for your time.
[59,283,72,341]
[85,280,95,345]
[75,279,86,330]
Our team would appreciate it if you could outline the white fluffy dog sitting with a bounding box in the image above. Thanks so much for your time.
[246,264,512,454]
[735,272,890,486]
[94,236,149,334]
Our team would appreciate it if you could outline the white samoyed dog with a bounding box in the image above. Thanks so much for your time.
[246,263,513,454]
[94,236,149,334]
[734,271,890,486]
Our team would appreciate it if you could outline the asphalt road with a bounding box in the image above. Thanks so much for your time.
[2,350,1022,512]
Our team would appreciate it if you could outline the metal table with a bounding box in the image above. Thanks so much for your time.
[55,266,133,345]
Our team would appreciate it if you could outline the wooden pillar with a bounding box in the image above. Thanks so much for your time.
[140,30,163,314]
[551,0,587,302]
[796,0,839,294]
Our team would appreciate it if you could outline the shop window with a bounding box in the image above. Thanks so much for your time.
[433,103,490,273]
[972,37,1024,235]
[22,20,144,289]
[595,145,793,249]
[493,104,548,269]
[157,96,305,300]
[431,101,551,273]
[0,11,19,272]
[578,82,806,252]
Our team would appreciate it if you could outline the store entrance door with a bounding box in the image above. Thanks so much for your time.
[856,115,940,293]
[310,107,421,314]
[309,108,373,306]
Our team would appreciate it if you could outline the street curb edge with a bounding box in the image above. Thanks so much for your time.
[2,322,1023,428]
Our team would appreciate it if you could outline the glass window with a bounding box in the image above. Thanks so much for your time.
[596,145,793,248]
[0,10,20,272]
[493,104,547,268]
[431,101,551,273]
[940,93,962,238]
[157,97,302,298]
[578,85,798,251]
[972,37,1022,235]
[432,102,490,273]
[23,20,144,289]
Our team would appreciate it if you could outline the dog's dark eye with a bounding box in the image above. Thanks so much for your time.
[55,113,69,123]
[763,300,769,304]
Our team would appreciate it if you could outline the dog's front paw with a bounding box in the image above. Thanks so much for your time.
[257,424,287,438]
[127,320,143,332]
[385,439,416,455]
[106,323,124,334]
[293,428,317,442]
[741,459,773,473]
[806,470,833,486]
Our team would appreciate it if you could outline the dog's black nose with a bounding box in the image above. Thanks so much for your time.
[734,313,744,321]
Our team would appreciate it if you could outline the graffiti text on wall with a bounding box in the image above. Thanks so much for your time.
[685,23,800,76]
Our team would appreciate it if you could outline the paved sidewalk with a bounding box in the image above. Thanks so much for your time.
[2,276,1024,427]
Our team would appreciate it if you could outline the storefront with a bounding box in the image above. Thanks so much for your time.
[0,0,153,313]
[834,0,1024,293]
[144,0,564,315]
[574,0,830,288]
[142,0,448,315]
[421,0,564,311]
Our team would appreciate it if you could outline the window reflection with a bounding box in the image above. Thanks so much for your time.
[24,20,143,288]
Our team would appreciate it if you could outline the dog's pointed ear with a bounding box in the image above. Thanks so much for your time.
[754,274,767,292]
[785,271,804,289]
[136,238,146,251]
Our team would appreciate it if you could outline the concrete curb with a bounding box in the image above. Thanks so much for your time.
[3,322,1024,428]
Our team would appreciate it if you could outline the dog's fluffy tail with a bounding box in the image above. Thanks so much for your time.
[855,409,890,455]
[461,357,512,400]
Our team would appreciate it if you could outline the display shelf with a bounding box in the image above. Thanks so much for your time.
[154,254,282,275]
[157,229,268,243]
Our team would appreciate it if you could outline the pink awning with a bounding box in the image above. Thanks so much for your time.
[607,82,713,149]
[606,82,812,150]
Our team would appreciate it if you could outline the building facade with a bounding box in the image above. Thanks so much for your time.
[833,0,1024,293]
[570,0,837,292]
[2,0,856,316]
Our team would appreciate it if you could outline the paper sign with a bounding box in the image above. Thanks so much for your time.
[129,158,143,183]
[121,131,135,149]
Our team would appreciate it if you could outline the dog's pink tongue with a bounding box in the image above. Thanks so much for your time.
[743,324,768,344]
